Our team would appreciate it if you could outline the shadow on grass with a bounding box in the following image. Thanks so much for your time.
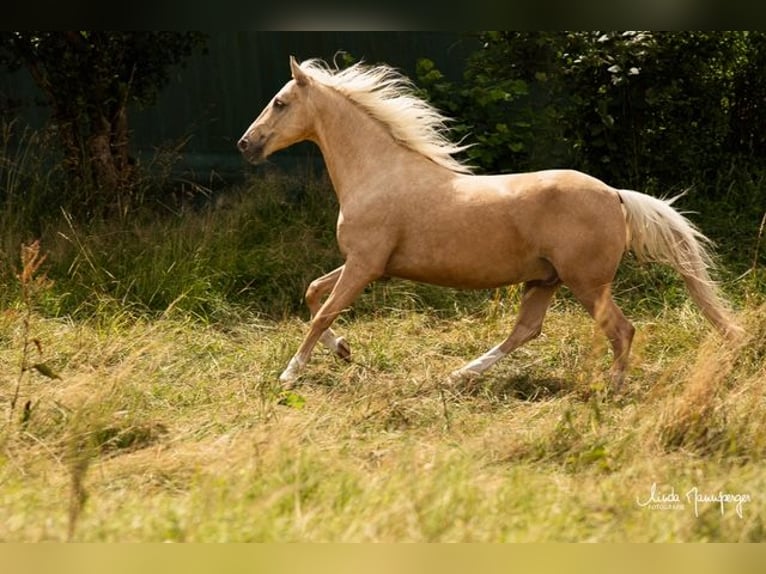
[458,372,571,402]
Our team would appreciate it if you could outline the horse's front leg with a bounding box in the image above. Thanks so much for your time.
[280,261,379,383]
[305,265,351,361]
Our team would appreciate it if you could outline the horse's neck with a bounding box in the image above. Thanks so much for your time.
[310,89,427,205]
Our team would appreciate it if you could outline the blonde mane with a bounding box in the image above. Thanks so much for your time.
[298,58,473,174]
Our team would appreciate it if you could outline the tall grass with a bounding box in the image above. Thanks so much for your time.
[48,171,342,321]
[0,296,763,541]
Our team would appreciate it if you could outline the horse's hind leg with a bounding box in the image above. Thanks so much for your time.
[305,266,351,361]
[451,280,559,380]
[567,281,635,389]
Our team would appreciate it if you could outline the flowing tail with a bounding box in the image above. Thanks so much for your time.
[616,189,743,340]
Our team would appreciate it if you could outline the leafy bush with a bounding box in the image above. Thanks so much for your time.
[418,31,766,193]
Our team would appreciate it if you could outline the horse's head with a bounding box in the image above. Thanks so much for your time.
[238,56,314,163]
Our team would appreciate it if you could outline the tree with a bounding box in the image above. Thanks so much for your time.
[0,31,207,215]
[418,31,766,192]
[417,32,575,175]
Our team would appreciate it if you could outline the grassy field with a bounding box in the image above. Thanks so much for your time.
[0,167,765,542]
[0,305,766,542]
[1,278,764,541]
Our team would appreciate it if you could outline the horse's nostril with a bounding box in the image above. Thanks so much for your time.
[237,138,249,152]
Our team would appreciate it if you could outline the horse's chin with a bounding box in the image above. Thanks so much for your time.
[238,133,273,165]
[241,147,268,165]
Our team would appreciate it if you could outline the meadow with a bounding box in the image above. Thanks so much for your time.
[0,167,764,542]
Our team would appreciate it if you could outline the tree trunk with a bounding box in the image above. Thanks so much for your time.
[81,103,135,217]
[87,114,120,192]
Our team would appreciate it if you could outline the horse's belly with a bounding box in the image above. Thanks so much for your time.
[384,243,553,289]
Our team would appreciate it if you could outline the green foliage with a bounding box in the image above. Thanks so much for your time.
[558,31,748,190]
[417,31,766,194]
[416,55,538,173]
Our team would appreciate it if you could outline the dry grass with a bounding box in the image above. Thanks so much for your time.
[1,294,764,542]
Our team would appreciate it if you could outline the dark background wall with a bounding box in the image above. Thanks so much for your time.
[1,32,477,179]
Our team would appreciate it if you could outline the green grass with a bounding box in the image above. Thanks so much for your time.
[1,291,764,541]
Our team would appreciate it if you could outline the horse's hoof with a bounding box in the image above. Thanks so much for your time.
[607,369,628,397]
[448,368,478,384]
[279,371,297,386]
[279,357,303,385]
[335,337,351,362]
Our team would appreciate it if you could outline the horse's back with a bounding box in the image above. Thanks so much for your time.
[452,168,627,275]
[454,168,623,233]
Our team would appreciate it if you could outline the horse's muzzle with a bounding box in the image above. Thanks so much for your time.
[237,134,268,164]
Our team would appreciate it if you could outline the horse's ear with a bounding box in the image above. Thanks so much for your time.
[290,56,309,86]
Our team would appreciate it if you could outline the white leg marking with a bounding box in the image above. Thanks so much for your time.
[279,356,305,383]
[319,330,337,350]
[451,345,507,380]
[319,330,350,360]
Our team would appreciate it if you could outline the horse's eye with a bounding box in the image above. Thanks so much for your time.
[274,98,286,109]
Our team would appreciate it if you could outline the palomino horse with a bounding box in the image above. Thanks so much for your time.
[238,56,742,387]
